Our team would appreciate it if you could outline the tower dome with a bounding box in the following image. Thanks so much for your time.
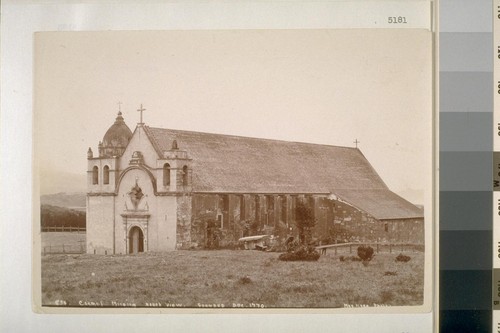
[101,111,133,157]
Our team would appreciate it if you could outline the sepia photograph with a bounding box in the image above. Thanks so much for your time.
[34,29,433,311]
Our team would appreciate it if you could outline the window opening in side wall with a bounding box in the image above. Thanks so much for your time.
[92,166,99,185]
[103,165,110,184]
[182,165,188,186]
[163,163,171,186]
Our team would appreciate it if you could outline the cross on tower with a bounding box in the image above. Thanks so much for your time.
[354,139,360,148]
[117,101,122,112]
[137,104,146,125]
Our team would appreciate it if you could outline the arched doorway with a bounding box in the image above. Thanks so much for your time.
[129,226,144,254]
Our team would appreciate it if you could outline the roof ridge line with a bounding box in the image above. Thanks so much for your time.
[147,126,358,150]
[142,125,164,158]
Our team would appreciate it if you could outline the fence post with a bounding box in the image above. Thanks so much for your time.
[62,244,65,253]
[335,247,337,256]
[376,243,379,253]
[349,244,352,253]
[389,244,392,253]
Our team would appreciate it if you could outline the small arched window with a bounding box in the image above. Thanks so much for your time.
[182,165,188,186]
[163,163,171,186]
[92,166,99,185]
[103,165,110,185]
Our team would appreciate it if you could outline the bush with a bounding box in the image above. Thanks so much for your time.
[238,276,252,284]
[278,245,320,261]
[357,246,374,261]
[267,244,287,252]
[339,255,361,262]
[285,238,300,252]
[396,254,411,262]
[295,201,316,244]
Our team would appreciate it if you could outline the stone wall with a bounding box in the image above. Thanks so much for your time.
[319,200,424,244]
[189,193,321,248]
[189,193,425,248]
[176,194,192,249]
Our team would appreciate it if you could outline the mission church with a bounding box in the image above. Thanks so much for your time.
[86,106,424,255]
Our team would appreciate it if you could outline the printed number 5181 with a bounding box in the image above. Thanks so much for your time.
[388,17,407,24]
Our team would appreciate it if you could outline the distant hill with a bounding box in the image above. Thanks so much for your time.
[41,192,86,209]
[41,204,86,228]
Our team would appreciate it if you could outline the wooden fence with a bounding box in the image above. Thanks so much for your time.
[42,243,86,255]
[41,226,86,233]
[315,242,424,256]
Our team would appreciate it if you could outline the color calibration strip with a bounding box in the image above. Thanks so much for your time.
[440,0,492,332]
[494,0,500,332]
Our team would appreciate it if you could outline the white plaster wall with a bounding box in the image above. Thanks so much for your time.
[156,195,178,251]
[87,158,117,194]
[86,195,115,254]
[156,158,183,192]
[114,167,177,253]
[155,159,176,192]
[119,126,159,169]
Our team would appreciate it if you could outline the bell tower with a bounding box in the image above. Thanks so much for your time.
[86,108,133,255]
[157,139,192,193]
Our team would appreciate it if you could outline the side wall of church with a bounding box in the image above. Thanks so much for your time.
[190,193,317,248]
[189,193,425,248]
[176,195,192,248]
[86,195,115,254]
[316,199,424,244]
[382,219,425,244]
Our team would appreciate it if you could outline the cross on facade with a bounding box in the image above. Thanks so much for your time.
[137,104,146,124]
[354,139,360,148]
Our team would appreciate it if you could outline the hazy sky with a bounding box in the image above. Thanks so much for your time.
[35,29,432,203]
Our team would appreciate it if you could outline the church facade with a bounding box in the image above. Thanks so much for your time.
[86,110,424,255]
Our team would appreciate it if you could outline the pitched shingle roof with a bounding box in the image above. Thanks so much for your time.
[334,189,423,220]
[145,126,423,220]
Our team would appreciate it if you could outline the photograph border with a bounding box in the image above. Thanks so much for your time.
[2,1,437,329]
[33,28,434,315]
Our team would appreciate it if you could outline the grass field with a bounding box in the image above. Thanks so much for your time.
[41,232,86,247]
[41,250,424,308]
[41,232,86,254]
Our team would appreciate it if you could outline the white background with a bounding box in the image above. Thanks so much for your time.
[1,1,433,332]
